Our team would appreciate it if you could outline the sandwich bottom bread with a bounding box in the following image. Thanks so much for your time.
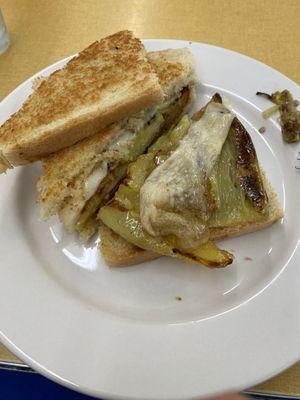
[98,94,283,268]
[98,174,282,267]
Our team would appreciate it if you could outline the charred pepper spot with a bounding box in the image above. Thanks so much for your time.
[192,92,223,121]
[173,248,233,268]
[231,118,267,212]
[240,175,265,210]
[212,93,223,104]
[160,87,190,132]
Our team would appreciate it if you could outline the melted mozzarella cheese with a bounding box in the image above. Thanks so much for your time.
[140,102,235,249]
[108,108,157,157]
[109,132,134,154]
[84,162,108,200]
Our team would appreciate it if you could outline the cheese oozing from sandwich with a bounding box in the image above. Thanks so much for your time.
[58,99,175,231]
[82,104,167,205]
[140,102,235,249]
[84,162,108,200]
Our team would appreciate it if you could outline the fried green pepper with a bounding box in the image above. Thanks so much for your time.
[99,116,234,268]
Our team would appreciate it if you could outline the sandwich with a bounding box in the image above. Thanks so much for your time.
[37,48,197,240]
[98,94,283,267]
[0,30,164,172]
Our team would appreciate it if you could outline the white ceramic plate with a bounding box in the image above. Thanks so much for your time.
[0,40,299,400]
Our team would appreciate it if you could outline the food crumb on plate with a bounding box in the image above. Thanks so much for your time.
[244,256,253,261]
[258,127,266,134]
[175,296,182,301]
[296,151,300,170]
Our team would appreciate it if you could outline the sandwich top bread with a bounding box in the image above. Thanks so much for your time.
[0,30,164,170]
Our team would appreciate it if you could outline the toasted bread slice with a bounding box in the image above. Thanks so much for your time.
[37,48,196,232]
[147,49,196,98]
[99,173,283,267]
[0,31,164,169]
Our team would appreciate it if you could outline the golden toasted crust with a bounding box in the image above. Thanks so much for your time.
[147,49,196,97]
[0,31,164,166]
[99,174,283,267]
